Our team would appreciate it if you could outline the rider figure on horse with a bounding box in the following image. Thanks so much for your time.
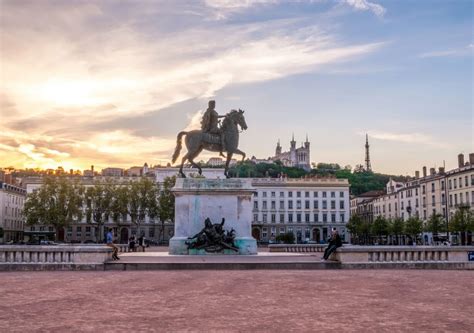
[201,100,226,157]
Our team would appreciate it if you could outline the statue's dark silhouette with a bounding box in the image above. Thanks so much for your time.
[185,217,238,253]
[171,100,248,178]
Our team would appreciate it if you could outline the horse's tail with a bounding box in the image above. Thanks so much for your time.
[171,131,186,164]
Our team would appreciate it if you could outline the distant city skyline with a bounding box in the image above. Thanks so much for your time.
[1,1,472,175]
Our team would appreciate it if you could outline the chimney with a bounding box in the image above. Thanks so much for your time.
[469,153,474,165]
[415,171,420,179]
[438,167,445,174]
[422,166,427,177]
[430,167,435,176]
[458,154,464,168]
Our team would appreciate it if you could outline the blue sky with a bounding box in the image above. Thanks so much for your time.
[0,0,472,174]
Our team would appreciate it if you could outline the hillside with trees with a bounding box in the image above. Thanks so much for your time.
[227,161,409,195]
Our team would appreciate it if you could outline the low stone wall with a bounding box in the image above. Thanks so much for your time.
[269,244,474,268]
[335,246,473,264]
[269,244,326,253]
[0,245,112,271]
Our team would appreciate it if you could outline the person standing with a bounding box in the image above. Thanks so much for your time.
[322,228,342,261]
[138,234,146,252]
[129,235,136,252]
[106,228,120,260]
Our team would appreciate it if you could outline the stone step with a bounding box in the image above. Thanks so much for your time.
[105,261,341,270]
[105,253,340,270]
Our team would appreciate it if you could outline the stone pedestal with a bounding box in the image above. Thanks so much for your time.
[169,178,257,255]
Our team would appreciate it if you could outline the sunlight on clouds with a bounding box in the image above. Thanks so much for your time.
[342,0,386,17]
[0,1,385,169]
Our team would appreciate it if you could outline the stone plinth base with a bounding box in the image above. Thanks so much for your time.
[169,178,257,255]
[170,237,257,255]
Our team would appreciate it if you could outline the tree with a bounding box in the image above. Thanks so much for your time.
[126,178,158,236]
[449,205,474,245]
[276,232,295,244]
[424,214,446,243]
[24,176,84,240]
[346,214,371,245]
[389,218,405,245]
[404,217,423,245]
[85,182,115,242]
[371,216,389,244]
[158,176,176,242]
[111,185,130,225]
[346,214,362,244]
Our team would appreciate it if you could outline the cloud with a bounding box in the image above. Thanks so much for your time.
[1,1,385,169]
[360,131,450,148]
[204,0,279,19]
[341,0,386,17]
[418,44,473,58]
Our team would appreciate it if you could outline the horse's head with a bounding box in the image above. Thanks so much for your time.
[223,109,248,131]
[233,109,248,130]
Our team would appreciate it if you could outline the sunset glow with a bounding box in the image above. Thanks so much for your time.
[1,1,472,174]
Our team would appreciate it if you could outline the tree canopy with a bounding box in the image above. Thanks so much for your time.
[227,161,409,195]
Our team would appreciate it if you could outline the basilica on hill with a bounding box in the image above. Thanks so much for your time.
[272,135,311,171]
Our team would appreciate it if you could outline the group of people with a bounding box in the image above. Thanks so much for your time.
[106,226,342,261]
[128,235,147,252]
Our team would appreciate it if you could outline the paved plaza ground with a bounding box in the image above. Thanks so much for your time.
[1,270,473,332]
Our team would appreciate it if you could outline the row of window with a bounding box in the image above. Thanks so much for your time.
[254,200,346,210]
[4,194,25,206]
[449,191,474,207]
[448,175,474,190]
[254,212,346,223]
[3,206,23,218]
[255,190,345,199]
[2,219,23,230]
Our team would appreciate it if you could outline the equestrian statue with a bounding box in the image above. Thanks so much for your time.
[171,100,248,178]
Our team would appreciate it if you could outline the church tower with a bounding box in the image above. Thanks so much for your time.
[290,133,297,167]
[304,134,310,149]
[365,134,372,172]
[275,139,282,156]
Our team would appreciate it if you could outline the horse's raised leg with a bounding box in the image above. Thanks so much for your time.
[233,148,246,162]
[179,153,189,178]
[189,147,203,175]
[224,153,233,178]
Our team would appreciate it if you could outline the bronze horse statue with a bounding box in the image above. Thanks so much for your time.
[172,109,248,178]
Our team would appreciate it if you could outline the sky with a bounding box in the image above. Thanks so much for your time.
[0,0,472,175]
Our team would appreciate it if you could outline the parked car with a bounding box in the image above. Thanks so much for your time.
[40,240,57,245]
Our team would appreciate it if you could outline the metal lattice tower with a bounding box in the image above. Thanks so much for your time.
[365,133,372,172]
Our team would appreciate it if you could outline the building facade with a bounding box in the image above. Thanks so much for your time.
[446,154,474,218]
[360,153,473,236]
[350,191,384,224]
[251,177,350,243]
[22,168,227,244]
[0,182,26,243]
[271,135,311,171]
[101,168,124,177]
